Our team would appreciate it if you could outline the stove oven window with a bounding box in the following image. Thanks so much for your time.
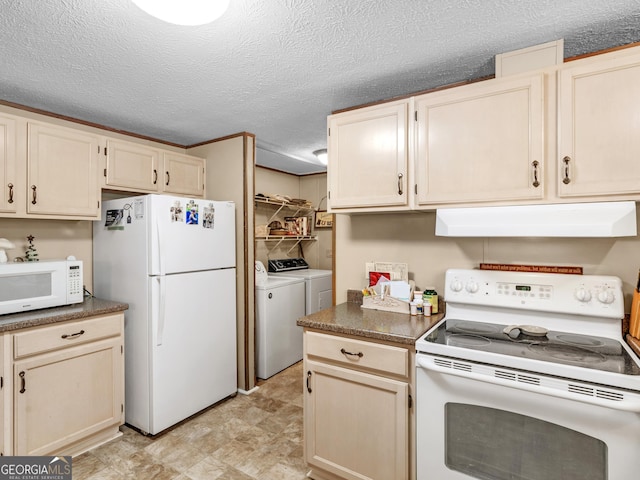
[445,403,606,480]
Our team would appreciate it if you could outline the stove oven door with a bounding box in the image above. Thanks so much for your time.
[416,353,640,480]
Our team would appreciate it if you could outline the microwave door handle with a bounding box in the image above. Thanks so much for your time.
[417,356,640,413]
[156,276,166,346]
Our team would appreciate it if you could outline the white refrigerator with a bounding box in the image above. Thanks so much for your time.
[93,194,237,435]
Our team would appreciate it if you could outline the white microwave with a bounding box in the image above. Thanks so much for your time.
[0,259,84,315]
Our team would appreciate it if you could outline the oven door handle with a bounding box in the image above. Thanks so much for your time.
[417,356,640,413]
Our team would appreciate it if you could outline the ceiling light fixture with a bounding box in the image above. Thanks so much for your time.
[313,149,328,165]
[132,0,230,26]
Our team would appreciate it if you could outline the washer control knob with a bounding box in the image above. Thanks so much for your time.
[465,281,479,293]
[450,280,463,292]
[597,289,615,304]
[575,288,592,302]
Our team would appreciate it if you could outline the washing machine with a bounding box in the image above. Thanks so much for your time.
[269,258,333,315]
[255,274,305,380]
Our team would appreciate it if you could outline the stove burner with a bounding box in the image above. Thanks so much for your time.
[555,334,605,348]
[447,334,492,348]
[528,344,606,364]
[452,321,501,335]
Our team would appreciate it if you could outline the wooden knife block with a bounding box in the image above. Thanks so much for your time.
[630,289,640,339]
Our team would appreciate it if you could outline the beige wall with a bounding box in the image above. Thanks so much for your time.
[0,218,93,291]
[255,167,331,269]
[188,135,256,392]
[335,209,640,313]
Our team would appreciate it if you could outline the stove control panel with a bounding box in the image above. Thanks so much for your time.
[444,268,624,319]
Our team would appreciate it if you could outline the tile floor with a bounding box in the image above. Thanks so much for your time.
[73,361,307,479]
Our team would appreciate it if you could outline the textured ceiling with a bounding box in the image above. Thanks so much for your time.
[1,0,639,175]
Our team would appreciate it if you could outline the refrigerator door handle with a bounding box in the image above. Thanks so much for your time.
[157,276,166,346]
[155,214,165,276]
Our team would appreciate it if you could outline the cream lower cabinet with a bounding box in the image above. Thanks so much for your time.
[557,49,640,198]
[415,73,545,206]
[303,330,410,480]
[327,100,410,212]
[27,122,101,219]
[12,313,124,456]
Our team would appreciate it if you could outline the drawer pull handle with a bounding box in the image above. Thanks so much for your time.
[153,169,158,185]
[61,329,85,339]
[397,173,403,195]
[31,185,37,205]
[340,348,363,358]
[166,171,170,186]
[7,183,13,204]
[306,370,312,393]
[19,371,25,394]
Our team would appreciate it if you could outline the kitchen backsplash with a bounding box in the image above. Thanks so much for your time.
[0,218,93,291]
[335,208,640,313]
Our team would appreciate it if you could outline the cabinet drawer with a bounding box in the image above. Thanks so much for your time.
[13,314,123,359]
[305,331,408,377]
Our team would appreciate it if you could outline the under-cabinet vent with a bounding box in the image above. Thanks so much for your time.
[568,384,624,402]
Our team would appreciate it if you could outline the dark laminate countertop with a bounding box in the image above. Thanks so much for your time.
[0,297,129,332]
[297,301,444,345]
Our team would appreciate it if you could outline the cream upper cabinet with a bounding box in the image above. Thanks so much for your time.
[27,122,100,219]
[415,74,545,206]
[162,151,205,197]
[104,140,205,197]
[0,114,17,214]
[557,50,640,198]
[104,139,161,192]
[327,100,410,211]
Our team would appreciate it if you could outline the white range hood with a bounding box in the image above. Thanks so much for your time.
[435,201,637,237]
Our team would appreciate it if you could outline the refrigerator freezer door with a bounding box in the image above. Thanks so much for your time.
[148,268,237,434]
[149,195,236,275]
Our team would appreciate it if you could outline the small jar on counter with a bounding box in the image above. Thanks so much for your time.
[423,287,439,314]
[410,301,418,316]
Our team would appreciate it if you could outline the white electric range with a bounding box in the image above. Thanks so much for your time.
[415,268,640,480]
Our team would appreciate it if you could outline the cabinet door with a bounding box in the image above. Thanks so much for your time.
[0,114,17,214]
[14,337,123,456]
[558,51,640,197]
[304,359,408,480]
[105,139,160,192]
[162,152,205,196]
[415,74,545,206]
[328,100,409,210]
[27,122,100,218]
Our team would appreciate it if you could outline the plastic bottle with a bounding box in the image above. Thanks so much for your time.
[423,287,439,314]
